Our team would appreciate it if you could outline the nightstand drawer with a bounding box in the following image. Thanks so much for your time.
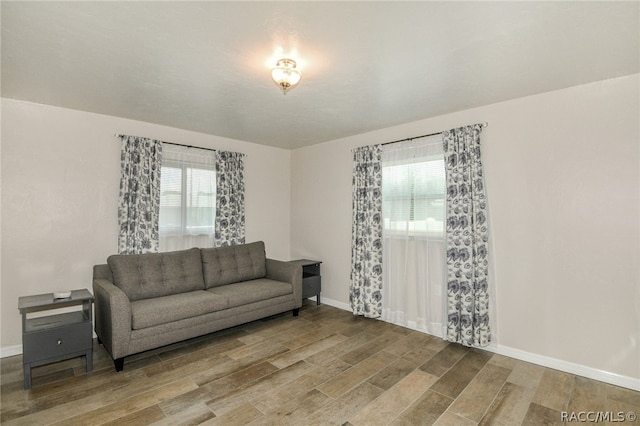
[302,276,321,299]
[23,321,92,364]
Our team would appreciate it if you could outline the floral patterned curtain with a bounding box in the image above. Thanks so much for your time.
[350,145,384,318]
[443,124,490,347]
[117,135,163,254]
[215,151,245,246]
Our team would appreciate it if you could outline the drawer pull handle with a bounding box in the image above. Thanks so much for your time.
[57,339,62,345]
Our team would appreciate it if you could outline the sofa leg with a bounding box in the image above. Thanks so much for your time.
[97,336,102,345]
[293,308,299,317]
[114,358,124,372]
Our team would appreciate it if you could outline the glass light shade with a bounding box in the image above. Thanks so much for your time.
[271,58,302,94]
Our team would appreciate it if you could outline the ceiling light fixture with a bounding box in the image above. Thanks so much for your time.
[271,58,301,95]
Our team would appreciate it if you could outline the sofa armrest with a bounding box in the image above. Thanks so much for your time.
[265,259,302,307]
[93,278,132,360]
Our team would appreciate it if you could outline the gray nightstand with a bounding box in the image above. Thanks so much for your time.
[289,259,322,305]
[18,289,94,389]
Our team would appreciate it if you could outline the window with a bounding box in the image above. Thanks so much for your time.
[382,155,446,237]
[159,146,216,251]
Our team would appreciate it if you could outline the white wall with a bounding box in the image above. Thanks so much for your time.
[291,74,640,387]
[0,99,291,352]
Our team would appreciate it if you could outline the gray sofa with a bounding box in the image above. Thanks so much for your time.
[92,241,302,371]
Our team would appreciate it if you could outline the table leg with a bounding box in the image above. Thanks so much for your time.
[23,363,32,389]
[86,350,93,372]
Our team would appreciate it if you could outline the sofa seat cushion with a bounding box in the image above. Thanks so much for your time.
[130,290,228,330]
[108,248,205,301]
[207,279,292,308]
[201,241,267,288]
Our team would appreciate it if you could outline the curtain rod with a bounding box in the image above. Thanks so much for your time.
[381,122,488,146]
[114,133,216,152]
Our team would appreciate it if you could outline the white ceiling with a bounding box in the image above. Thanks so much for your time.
[2,1,638,149]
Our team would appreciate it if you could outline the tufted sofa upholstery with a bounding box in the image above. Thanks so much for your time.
[93,241,302,371]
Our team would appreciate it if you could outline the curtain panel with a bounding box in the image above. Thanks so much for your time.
[381,135,448,337]
[117,135,163,254]
[350,145,384,318]
[215,151,246,246]
[443,124,491,347]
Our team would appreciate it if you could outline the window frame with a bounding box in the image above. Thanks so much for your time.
[159,158,216,238]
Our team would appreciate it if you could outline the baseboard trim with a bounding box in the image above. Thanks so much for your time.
[315,297,640,391]
[1,344,22,358]
[315,296,350,312]
[485,343,640,392]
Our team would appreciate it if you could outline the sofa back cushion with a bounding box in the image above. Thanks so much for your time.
[201,241,266,288]
[107,248,205,301]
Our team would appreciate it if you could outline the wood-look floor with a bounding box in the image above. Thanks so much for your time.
[2,302,639,425]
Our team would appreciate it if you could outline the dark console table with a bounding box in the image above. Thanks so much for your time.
[289,259,322,305]
[18,289,93,389]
